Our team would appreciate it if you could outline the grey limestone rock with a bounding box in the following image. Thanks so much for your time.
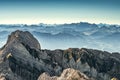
[0,30,120,80]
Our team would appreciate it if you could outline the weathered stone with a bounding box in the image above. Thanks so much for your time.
[0,30,120,80]
[38,68,90,80]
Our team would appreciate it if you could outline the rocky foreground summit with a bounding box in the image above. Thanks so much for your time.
[0,30,120,80]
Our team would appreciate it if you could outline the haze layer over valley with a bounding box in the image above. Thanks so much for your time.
[0,22,120,52]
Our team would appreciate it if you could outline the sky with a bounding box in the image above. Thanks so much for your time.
[0,0,120,25]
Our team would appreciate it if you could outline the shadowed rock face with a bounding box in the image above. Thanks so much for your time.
[0,30,120,80]
[5,30,41,50]
[0,30,41,80]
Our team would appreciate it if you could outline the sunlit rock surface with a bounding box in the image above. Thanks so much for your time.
[38,68,90,80]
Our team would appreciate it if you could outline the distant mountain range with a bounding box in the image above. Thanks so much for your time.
[0,22,120,52]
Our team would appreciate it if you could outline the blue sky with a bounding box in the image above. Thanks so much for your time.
[0,0,120,24]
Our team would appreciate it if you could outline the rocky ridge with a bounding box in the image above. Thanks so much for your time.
[0,30,120,80]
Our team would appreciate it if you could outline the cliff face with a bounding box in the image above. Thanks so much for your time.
[0,30,120,80]
[0,30,41,80]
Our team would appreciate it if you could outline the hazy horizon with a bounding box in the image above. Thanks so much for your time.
[0,21,120,26]
[0,22,120,52]
[0,0,120,25]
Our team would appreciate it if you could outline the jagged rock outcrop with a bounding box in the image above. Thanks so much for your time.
[6,30,40,49]
[0,30,120,80]
[0,30,42,80]
[38,68,90,80]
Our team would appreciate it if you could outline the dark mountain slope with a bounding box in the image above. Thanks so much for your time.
[0,30,120,80]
